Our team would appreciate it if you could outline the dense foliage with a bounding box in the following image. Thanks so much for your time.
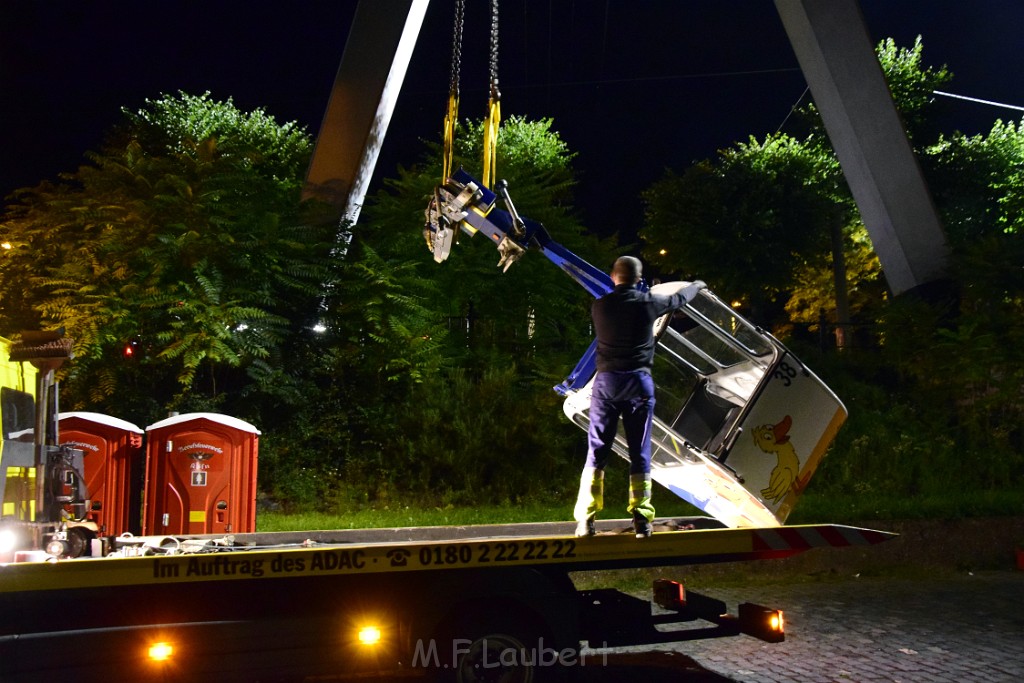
[2,36,1021,516]
[258,116,619,508]
[640,37,1024,503]
[0,93,334,425]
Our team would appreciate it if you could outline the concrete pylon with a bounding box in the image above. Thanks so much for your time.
[775,0,951,296]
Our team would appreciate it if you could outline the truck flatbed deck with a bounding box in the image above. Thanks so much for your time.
[2,522,894,682]
[2,518,893,593]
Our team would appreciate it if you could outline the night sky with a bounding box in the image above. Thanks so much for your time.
[3,1,1023,239]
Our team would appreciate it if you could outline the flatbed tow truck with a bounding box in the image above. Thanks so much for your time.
[1,518,893,682]
[0,173,896,682]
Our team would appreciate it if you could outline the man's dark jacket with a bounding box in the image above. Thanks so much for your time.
[591,284,692,374]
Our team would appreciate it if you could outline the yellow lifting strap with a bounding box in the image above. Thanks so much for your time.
[442,92,459,183]
[482,96,500,189]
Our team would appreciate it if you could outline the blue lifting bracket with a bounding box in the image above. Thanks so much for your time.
[423,168,614,395]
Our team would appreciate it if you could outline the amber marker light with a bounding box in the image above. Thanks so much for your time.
[148,641,174,662]
[357,625,382,646]
[739,603,785,643]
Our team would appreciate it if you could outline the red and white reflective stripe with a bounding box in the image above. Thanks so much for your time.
[752,525,889,552]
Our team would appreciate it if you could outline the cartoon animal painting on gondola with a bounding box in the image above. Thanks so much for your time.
[752,415,803,504]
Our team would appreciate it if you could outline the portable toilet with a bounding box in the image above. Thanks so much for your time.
[58,412,144,536]
[142,413,259,535]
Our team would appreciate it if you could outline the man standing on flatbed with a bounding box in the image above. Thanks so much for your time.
[574,256,705,538]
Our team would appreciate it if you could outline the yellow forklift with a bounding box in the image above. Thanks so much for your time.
[0,332,94,561]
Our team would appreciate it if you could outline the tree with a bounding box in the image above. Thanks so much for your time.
[874,36,953,148]
[0,95,610,509]
[640,37,957,334]
[671,36,1024,506]
[640,133,857,324]
[0,92,334,424]
[289,115,618,505]
[925,120,1024,244]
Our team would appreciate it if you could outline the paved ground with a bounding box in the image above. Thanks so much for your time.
[584,570,1024,683]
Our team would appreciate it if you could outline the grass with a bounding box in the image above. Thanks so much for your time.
[258,500,577,532]
[257,484,1024,532]
[257,467,706,532]
[255,485,1024,594]
[786,488,1024,524]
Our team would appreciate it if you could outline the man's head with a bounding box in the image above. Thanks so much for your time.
[611,256,642,285]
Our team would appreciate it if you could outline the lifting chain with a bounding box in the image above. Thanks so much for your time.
[450,0,464,97]
[488,0,500,103]
[481,0,501,189]
[442,0,465,183]
[428,0,502,258]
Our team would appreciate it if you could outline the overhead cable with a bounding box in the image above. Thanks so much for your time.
[933,90,1024,113]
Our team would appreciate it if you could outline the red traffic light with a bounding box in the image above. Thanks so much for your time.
[123,340,140,359]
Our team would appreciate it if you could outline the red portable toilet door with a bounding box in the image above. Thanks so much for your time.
[144,412,259,536]
[158,430,234,535]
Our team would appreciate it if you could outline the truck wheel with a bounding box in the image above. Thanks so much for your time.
[436,607,563,683]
